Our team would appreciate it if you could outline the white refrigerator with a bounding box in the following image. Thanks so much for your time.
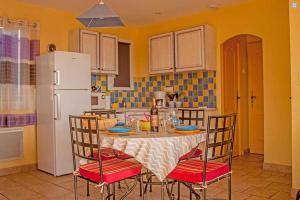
[36,51,91,176]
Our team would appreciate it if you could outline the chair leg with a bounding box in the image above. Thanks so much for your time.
[228,174,232,200]
[203,188,207,200]
[189,189,192,200]
[139,175,143,196]
[86,180,90,196]
[141,175,145,200]
[118,181,121,189]
[161,182,165,200]
[108,185,111,200]
[73,176,78,200]
[177,182,180,200]
[150,174,153,192]
[113,183,116,200]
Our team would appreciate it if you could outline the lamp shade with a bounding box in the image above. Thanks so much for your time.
[77,3,124,27]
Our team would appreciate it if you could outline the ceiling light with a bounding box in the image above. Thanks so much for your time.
[77,0,124,27]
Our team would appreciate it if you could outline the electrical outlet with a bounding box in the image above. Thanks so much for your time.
[292,1,298,8]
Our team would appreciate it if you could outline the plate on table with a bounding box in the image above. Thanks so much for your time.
[175,125,198,131]
[175,130,201,134]
[108,127,131,133]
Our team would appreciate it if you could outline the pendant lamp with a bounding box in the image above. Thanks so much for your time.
[77,0,124,27]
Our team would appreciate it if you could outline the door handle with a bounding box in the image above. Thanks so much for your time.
[236,91,240,109]
[251,91,256,107]
[53,70,61,86]
[54,94,61,120]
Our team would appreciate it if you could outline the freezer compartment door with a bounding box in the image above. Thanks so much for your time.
[54,89,91,176]
[53,51,91,90]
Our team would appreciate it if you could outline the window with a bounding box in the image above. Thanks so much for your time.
[108,40,133,90]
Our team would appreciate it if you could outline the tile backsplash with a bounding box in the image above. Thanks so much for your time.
[92,71,216,109]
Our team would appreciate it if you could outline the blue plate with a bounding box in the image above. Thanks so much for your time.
[175,125,198,131]
[108,127,131,133]
[116,122,125,126]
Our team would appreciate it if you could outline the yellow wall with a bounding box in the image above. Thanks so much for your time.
[289,0,300,191]
[137,0,292,166]
[0,0,292,170]
[0,0,139,170]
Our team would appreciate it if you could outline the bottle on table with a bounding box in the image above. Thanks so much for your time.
[150,98,159,132]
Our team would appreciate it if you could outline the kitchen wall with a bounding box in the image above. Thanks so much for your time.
[0,0,292,172]
[92,71,216,108]
[289,0,300,193]
[136,0,292,168]
[0,0,139,170]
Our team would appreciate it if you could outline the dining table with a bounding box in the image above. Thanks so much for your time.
[100,129,206,182]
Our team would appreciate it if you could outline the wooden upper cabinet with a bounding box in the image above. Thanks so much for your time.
[69,30,119,74]
[100,33,118,75]
[149,33,174,74]
[69,30,99,72]
[175,25,216,72]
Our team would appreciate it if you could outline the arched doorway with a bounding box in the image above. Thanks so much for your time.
[221,34,264,156]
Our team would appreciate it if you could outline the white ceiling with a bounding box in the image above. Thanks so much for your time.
[18,0,248,26]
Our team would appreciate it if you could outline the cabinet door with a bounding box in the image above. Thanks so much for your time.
[79,30,99,71]
[175,27,205,72]
[149,33,174,74]
[100,34,118,74]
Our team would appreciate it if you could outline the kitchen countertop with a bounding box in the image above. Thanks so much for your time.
[115,107,217,113]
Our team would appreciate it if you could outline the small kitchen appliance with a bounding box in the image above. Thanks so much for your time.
[91,92,106,110]
[154,91,166,108]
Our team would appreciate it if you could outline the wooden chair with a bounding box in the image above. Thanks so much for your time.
[167,113,237,200]
[69,115,144,200]
[84,110,117,118]
[178,108,205,127]
[178,108,206,161]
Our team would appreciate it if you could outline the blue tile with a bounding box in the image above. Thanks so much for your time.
[208,78,214,83]
[198,91,203,96]
[189,102,193,107]
[204,96,208,102]
[170,80,174,85]
[209,90,214,96]
[203,71,208,78]
[184,79,188,85]
[188,72,192,78]
[204,84,208,89]
[193,85,198,90]
[188,91,193,96]
[179,85,183,91]
[198,79,203,84]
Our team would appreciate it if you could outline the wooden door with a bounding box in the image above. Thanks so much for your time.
[222,35,264,156]
[100,33,118,75]
[79,30,99,71]
[222,38,241,156]
[149,33,174,74]
[247,37,264,154]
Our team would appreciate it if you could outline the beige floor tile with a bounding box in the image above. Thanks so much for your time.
[243,186,279,198]
[0,154,294,200]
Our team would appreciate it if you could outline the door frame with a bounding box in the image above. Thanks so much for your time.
[221,34,264,156]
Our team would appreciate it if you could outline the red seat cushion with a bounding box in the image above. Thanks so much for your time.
[93,148,133,160]
[79,159,142,184]
[167,160,230,184]
[179,148,202,160]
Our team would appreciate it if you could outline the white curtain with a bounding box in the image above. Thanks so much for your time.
[0,17,40,127]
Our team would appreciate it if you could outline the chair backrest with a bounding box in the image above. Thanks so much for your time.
[84,110,117,118]
[69,115,103,178]
[202,113,237,182]
[178,108,205,126]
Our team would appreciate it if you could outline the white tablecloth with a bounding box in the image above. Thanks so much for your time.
[100,131,206,181]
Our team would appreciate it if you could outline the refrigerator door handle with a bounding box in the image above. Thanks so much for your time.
[53,70,61,86]
[54,94,61,120]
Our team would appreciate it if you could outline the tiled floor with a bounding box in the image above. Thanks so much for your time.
[0,155,293,200]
